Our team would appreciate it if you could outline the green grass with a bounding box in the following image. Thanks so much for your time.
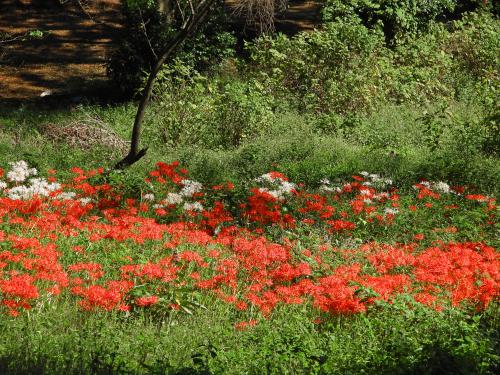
[1,100,498,194]
[0,298,497,374]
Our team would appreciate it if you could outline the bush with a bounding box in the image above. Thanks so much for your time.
[246,18,387,114]
[321,0,492,44]
[245,9,498,115]
[445,12,500,102]
[150,75,278,149]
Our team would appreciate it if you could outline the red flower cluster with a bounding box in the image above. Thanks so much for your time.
[148,161,187,185]
[0,162,497,319]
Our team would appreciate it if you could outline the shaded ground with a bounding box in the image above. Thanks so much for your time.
[275,0,323,34]
[0,0,122,103]
[0,0,322,104]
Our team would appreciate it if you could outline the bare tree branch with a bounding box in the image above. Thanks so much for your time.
[175,0,187,26]
[138,8,158,60]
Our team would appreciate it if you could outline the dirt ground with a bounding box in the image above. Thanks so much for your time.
[0,0,322,103]
[0,0,122,102]
[275,0,322,33]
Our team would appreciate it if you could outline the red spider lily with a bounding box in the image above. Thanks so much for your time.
[201,201,233,232]
[135,295,159,307]
[268,171,288,181]
[0,161,498,319]
[68,263,104,281]
[0,274,39,300]
[414,184,441,200]
[327,220,356,232]
[244,188,283,225]
[72,280,133,311]
[465,194,489,202]
[414,233,425,241]
[149,161,187,185]
[234,319,258,330]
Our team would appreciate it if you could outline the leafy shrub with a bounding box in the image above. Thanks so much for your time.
[245,9,498,115]
[381,24,454,103]
[444,12,500,103]
[321,0,492,44]
[246,18,387,113]
[150,75,277,149]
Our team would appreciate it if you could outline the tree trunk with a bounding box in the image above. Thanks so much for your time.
[115,0,218,169]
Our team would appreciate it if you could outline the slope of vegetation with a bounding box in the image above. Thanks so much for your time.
[0,1,498,373]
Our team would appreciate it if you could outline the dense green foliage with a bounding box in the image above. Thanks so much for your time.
[321,0,493,44]
[130,7,498,191]
[1,8,499,191]
[247,11,499,113]
[0,303,498,374]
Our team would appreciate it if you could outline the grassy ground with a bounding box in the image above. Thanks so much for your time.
[1,98,498,194]
[1,302,498,374]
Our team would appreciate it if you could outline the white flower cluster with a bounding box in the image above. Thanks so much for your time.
[359,188,371,196]
[151,179,204,212]
[142,193,155,201]
[434,181,451,193]
[0,161,92,203]
[180,179,203,197]
[359,173,397,212]
[256,173,296,200]
[319,173,393,194]
[0,161,63,200]
[413,181,454,194]
[165,192,183,205]
[359,188,391,203]
[319,179,342,193]
[383,207,399,215]
[183,202,204,212]
[6,161,37,183]
[56,192,77,200]
[7,178,61,200]
[360,172,392,187]
[78,197,92,205]
[54,191,92,205]
[255,173,279,184]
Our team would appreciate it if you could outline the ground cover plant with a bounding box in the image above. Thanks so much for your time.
[0,160,498,373]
